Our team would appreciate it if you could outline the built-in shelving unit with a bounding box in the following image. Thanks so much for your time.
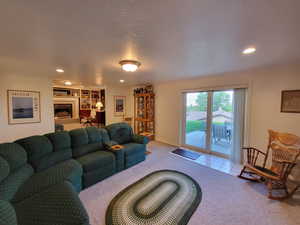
[53,87,106,125]
[79,89,104,110]
[53,87,80,97]
[80,89,91,110]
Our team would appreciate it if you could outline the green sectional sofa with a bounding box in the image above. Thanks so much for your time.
[0,123,149,225]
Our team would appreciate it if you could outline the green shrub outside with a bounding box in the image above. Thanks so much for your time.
[186,120,227,133]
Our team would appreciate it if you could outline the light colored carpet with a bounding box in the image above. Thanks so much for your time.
[79,141,300,225]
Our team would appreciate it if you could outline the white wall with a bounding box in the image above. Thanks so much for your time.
[105,85,133,125]
[0,74,54,142]
[154,63,300,180]
[154,64,300,150]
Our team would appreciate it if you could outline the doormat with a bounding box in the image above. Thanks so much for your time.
[172,148,201,160]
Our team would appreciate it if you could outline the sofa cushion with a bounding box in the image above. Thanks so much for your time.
[0,157,9,183]
[34,150,73,172]
[0,143,27,172]
[0,164,34,201]
[76,151,115,172]
[70,128,89,147]
[74,143,103,158]
[25,132,72,172]
[13,159,83,202]
[99,128,111,143]
[122,143,146,156]
[0,200,17,225]
[45,131,71,152]
[82,163,115,188]
[70,129,92,157]
[86,127,102,144]
[14,181,89,225]
[15,136,53,167]
[106,123,133,144]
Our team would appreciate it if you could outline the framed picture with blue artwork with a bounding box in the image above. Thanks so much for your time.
[7,90,41,124]
[114,96,126,117]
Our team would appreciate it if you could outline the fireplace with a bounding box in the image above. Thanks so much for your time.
[53,97,79,120]
[54,104,73,119]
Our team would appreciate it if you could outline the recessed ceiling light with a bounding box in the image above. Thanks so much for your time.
[56,68,64,73]
[243,47,256,55]
[120,79,125,83]
[119,60,141,72]
[64,81,72,86]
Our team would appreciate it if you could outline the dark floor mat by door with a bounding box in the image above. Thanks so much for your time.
[172,148,201,160]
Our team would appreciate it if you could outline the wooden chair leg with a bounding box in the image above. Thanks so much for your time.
[267,181,291,200]
[286,184,300,199]
[267,180,274,199]
[238,166,246,178]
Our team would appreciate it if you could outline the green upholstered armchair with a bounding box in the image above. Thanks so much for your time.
[105,123,149,169]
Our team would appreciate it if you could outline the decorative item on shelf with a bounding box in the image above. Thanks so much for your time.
[7,90,41,124]
[133,84,154,95]
[114,96,126,117]
[145,84,153,93]
[53,87,80,97]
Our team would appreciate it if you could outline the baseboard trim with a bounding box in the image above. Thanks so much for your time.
[154,139,178,148]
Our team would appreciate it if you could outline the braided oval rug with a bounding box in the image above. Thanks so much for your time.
[106,170,202,225]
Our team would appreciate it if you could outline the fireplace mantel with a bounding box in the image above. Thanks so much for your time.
[53,97,79,119]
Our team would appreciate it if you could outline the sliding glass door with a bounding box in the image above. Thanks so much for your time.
[184,90,234,157]
[184,92,208,149]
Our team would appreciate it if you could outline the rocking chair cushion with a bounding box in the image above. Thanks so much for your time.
[245,164,279,180]
[253,166,278,176]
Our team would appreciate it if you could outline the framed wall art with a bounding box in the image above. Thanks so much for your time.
[7,90,41,124]
[281,90,300,113]
[114,96,126,117]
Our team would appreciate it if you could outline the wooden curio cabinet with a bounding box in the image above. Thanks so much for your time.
[134,93,155,140]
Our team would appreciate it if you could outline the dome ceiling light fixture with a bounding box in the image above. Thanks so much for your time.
[64,81,72,86]
[119,60,141,72]
[56,68,64,73]
[242,46,256,55]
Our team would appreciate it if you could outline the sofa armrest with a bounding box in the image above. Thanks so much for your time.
[132,134,149,145]
[105,144,124,172]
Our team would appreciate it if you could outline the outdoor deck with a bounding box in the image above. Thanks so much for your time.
[185,131,231,155]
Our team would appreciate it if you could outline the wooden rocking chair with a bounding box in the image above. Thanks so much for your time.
[239,129,300,200]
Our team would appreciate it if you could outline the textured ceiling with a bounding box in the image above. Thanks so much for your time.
[0,0,300,86]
